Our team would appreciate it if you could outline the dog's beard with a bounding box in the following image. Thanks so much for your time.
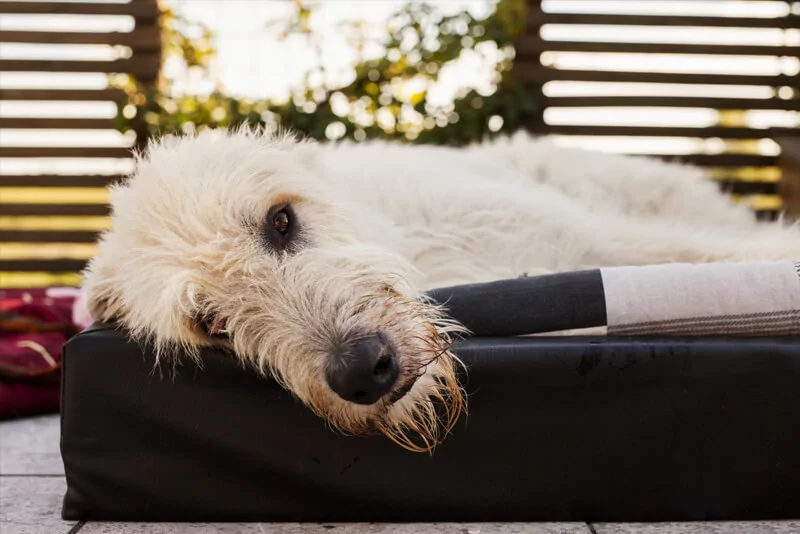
[186,244,469,453]
[369,292,466,453]
[309,308,466,453]
[228,286,467,453]
[380,346,465,453]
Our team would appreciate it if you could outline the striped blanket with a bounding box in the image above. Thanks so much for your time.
[428,261,800,337]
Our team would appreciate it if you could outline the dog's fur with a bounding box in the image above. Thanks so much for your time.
[83,128,800,451]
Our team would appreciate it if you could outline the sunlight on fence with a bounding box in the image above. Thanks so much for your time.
[0,0,798,287]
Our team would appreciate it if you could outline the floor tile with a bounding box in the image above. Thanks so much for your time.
[594,521,800,534]
[258,525,591,534]
[80,523,263,534]
[0,415,63,476]
[80,523,591,534]
[0,476,74,534]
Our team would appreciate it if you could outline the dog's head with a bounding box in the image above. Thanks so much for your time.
[83,128,465,451]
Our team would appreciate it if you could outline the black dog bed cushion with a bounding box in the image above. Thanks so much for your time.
[60,263,800,522]
[60,326,800,522]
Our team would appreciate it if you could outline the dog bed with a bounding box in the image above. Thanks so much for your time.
[60,262,800,522]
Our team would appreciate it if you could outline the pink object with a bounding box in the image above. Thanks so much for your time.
[44,287,94,329]
[72,289,94,330]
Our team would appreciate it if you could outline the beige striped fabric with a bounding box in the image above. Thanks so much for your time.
[601,261,800,336]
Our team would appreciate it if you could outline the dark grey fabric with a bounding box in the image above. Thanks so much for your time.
[426,269,606,336]
[61,326,800,522]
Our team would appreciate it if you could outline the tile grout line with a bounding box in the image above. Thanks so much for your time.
[66,520,86,534]
[0,474,66,477]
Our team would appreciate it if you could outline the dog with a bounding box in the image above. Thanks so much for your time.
[83,127,800,451]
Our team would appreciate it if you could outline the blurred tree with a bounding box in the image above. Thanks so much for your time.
[115,0,538,146]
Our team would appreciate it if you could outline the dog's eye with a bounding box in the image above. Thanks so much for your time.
[262,204,298,252]
[273,209,290,234]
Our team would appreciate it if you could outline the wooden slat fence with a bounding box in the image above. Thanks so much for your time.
[0,0,160,286]
[2,0,799,285]
[516,0,800,219]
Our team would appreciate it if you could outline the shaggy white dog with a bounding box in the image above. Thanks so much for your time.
[83,128,799,451]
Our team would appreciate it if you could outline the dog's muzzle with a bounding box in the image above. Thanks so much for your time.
[325,333,399,405]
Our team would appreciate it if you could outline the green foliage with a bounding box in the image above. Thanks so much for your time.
[115,0,539,146]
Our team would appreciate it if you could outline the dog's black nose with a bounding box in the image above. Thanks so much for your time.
[326,334,399,405]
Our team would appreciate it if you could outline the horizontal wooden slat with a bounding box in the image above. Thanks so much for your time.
[0,259,88,272]
[0,28,161,49]
[717,180,778,195]
[652,154,778,167]
[0,57,160,77]
[0,272,82,287]
[0,88,126,102]
[518,65,799,86]
[0,243,96,260]
[0,204,110,216]
[543,96,800,111]
[0,118,116,129]
[0,147,132,158]
[518,38,800,57]
[736,194,782,211]
[542,125,794,138]
[0,1,158,19]
[529,12,800,29]
[0,230,100,243]
[0,175,122,187]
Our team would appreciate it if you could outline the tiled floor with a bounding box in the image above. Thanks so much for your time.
[1,415,798,534]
